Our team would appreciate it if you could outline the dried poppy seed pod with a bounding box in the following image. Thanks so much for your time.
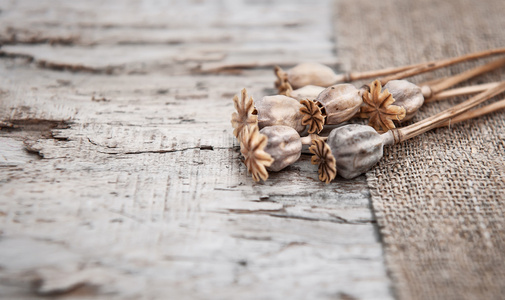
[315,84,363,125]
[240,125,317,181]
[326,124,393,179]
[299,99,325,134]
[360,80,406,132]
[384,80,424,120]
[255,95,306,133]
[309,139,337,184]
[240,125,274,182]
[260,126,302,172]
[231,88,258,140]
[288,85,325,101]
[275,63,344,91]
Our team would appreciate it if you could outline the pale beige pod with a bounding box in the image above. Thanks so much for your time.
[255,95,306,133]
[315,84,363,125]
[384,80,424,120]
[284,63,342,89]
[288,85,325,101]
[260,126,303,172]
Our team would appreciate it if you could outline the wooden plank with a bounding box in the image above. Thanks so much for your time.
[0,0,393,299]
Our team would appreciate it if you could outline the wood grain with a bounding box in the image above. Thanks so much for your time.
[0,1,392,299]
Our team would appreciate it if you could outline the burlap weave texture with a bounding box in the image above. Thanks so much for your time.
[334,0,505,299]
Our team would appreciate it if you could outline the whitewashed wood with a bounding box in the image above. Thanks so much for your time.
[0,1,393,299]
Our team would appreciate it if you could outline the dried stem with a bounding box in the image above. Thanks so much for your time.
[419,77,445,87]
[342,64,423,82]
[438,98,505,127]
[300,134,326,145]
[394,81,505,143]
[380,47,505,84]
[425,56,505,96]
[427,82,500,102]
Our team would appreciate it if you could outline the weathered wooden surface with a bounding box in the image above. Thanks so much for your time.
[0,1,392,299]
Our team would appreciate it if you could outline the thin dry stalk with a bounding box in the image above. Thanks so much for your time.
[380,47,505,84]
[341,64,423,82]
[425,82,500,103]
[427,82,500,102]
[426,56,505,96]
[395,81,505,142]
[438,98,505,127]
[419,77,446,87]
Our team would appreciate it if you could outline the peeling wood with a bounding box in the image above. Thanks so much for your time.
[0,1,392,299]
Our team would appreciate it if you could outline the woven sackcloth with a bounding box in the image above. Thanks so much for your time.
[334,0,505,299]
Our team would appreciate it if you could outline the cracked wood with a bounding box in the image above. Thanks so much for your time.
[0,1,392,299]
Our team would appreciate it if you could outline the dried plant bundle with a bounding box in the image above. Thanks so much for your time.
[311,82,505,181]
[395,81,505,141]
[379,47,505,84]
[233,48,505,184]
[416,56,505,101]
[274,47,505,94]
[329,57,505,132]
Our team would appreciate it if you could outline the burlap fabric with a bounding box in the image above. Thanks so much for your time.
[334,0,505,299]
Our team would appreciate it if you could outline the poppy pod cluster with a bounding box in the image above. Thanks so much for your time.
[232,48,505,183]
[231,89,318,181]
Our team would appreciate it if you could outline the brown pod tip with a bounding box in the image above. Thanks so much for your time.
[299,99,325,134]
[240,125,274,182]
[309,139,337,184]
[231,88,258,140]
[360,80,406,133]
[274,65,292,95]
